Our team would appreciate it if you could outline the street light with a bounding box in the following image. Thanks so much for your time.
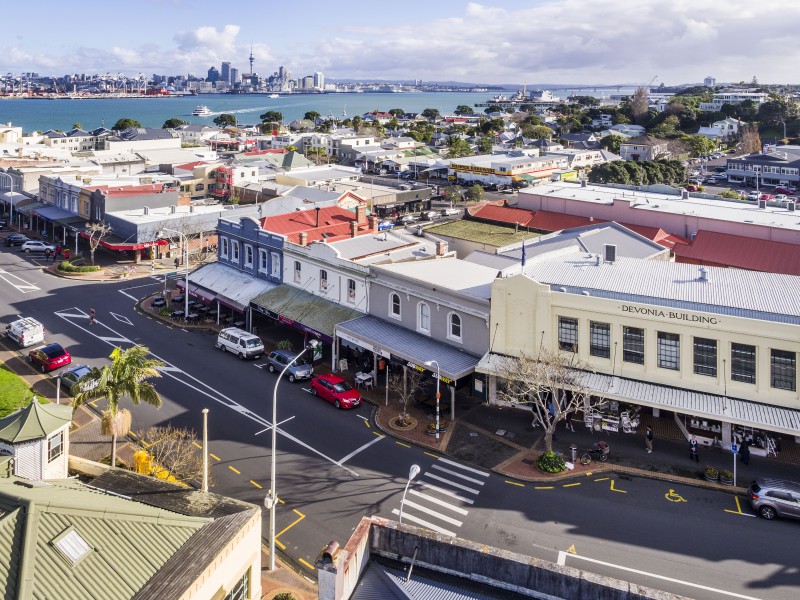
[267,339,320,570]
[424,360,441,441]
[398,464,420,524]
[158,227,189,319]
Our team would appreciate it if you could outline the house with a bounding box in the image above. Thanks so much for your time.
[173,123,225,145]
[619,135,670,161]
[699,91,769,112]
[607,123,646,137]
[697,118,744,141]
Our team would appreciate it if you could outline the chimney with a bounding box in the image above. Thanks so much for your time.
[350,220,358,238]
[698,266,709,282]
[758,199,767,209]
[368,215,378,232]
[355,203,367,225]
[435,240,448,256]
[298,231,308,246]
[315,206,320,227]
[143,206,149,215]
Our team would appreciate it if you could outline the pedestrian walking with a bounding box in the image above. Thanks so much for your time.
[89,307,96,325]
[565,412,575,432]
[645,426,654,453]
[740,439,751,465]
[55,244,62,257]
[689,435,700,463]
[174,257,180,269]
[45,248,51,261]
[63,248,70,261]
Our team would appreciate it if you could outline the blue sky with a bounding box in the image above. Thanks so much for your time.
[4,0,797,85]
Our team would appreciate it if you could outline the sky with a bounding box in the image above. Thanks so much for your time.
[4,0,798,86]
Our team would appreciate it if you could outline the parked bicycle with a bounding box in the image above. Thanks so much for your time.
[580,441,610,465]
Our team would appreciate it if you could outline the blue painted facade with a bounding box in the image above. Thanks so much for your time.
[216,216,285,284]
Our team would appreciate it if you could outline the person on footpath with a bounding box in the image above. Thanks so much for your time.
[740,439,751,465]
[689,435,700,463]
[645,426,654,453]
[565,412,575,432]
[89,307,96,325]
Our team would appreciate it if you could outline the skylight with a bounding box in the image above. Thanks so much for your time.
[52,528,92,566]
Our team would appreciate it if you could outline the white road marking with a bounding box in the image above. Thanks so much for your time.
[557,551,764,600]
[109,312,133,325]
[119,290,139,301]
[54,307,359,477]
[357,414,369,421]
[254,416,296,435]
[97,336,129,344]
[337,434,384,465]
[400,499,463,526]
[121,281,162,291]
[0,268,40,293]
[391,509,456,537]
[423,473,481,494]
[437,457,490,477]
[430,464,487,485]
[407,490,469,515]
[419,482,475,504]
[157,365,183,373]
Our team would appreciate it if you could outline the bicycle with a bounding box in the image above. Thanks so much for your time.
[580,441,610,465]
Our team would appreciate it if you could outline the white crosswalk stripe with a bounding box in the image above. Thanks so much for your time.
[393,457,491,537]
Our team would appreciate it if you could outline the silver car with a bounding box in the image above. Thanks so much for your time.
[749,478,800,521]
[265,350,314,383]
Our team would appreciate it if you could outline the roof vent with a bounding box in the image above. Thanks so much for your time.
[142,206,149,215]
[594,254,601,266]
[698,266,709,282]
[604,243,617,263]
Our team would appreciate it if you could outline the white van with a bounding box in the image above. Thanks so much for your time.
[215,327,264,359]
[6,318,45,348]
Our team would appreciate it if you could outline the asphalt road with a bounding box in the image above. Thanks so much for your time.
[1,245,798,599]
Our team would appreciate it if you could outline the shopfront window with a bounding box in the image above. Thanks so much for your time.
[589,321,610,358]
[558,317,578,352]
[657,332,680,370]
[693,337,717,377]
[319,269,328,291]
[622,327,644,364]
[770,349,796,391]
[731,343,756,384]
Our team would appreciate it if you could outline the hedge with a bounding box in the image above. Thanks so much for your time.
[58,260,101,273]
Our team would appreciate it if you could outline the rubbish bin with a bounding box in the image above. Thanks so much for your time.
[570,444,577,463]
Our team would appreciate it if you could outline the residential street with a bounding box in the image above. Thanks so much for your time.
[1,246,798,600]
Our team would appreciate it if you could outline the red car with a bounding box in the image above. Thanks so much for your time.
[775,186,796,195]
[28,343,72,373]
[310,374,361,409]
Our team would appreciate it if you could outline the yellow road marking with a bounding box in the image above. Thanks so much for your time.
[563,482,581,488]
[363,419,370,428]
[505,480,524,487]
[396,441,411,448]
[724,496,753,516]
[275,539,286,550]
[567,544,577,554]
[193,442,202,449]
[534,486,554,490]
[373,431,383,437]
[298,558,315,570]
[594,477,609,482]
[250,480,263,489]
[228,466,241,474]
[665,489,686,503]
[610,480,627,493]
[424,452,439,458]
[274,509,306,546]
[210,453,221,461]
[584,471,593,476]
[278,497,285,504]
[90,400,98,407]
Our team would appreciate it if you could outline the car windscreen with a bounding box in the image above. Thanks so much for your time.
[245,339,262,348]
[42,345,64,358]
[293,358,308,366]
[69,367,91,379]
[333,382,352,393]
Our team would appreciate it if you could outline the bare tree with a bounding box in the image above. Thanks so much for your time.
[739,123,762,155]
[135,425,210,486]
[388,368,425,425]
[631,87,650,125]
[85,221,112,265]
[496,349,600,454]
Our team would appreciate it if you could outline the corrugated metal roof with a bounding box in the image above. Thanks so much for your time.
[0,402,72,444]
[188,263,277,310]
[673,230,800,276]
[373,258,498,301]
[331,230,423,261]
[525,255,800,323]
[336,315,480,380]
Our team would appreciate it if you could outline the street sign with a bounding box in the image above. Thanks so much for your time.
[731,443,738,454]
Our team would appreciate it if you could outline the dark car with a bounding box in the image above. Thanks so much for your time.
[265,349,313,382]
[59,365,99,395]
[310,374,361,409]
[4,234,29,247]
[749,478,800,521]
[28,343,72,373]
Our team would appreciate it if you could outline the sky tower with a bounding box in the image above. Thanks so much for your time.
[248,45,254,74]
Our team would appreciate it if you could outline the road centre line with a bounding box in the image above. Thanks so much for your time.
[563,483,581,488]
[423,473,481,494]
[437,457,490,477]
[557,551,764,600]
[210,453,221,461]
[423,452,439,458]
[337,434,385,466]
[534,486,554,490]
[390,509,455,537]
[419,482,475,504]
[407,489,469,515]
[54,308,359,477]
[430,464,486,485]
[400,499,463,526]
[250,480,262,489]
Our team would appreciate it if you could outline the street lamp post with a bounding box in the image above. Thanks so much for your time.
[398,464,420,524]
[159,228,189,319]
[267,339,320,570]
[424,360,441,440]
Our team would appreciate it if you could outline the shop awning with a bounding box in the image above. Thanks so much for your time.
[513,174,538,182]
[13,200,47,216]
[175,282,217,304]
[335,315,480,383]
[53,214,86,229]
[33,205,77,223]
[187,262,277,313]
[251,285,362,342]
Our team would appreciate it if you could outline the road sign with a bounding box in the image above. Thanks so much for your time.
[731,443,738,454]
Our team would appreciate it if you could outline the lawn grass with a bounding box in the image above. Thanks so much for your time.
[0,363,35,418]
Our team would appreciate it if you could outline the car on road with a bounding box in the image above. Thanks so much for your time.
[421,210,441,221]
[443,207,462,216]
[774,194,788,201]
[760,193,775,201]
[4,234,29,247]
[684,185,700,192]
[28,343,71,373]
[775,186,796,195]
[19,240,56,253]
[265,349,314,382]
[310,374,362,409]
[398,214,418,225]
[747,191,761,201]
[59,365,99,395]
[749,478,800,521]
[714,166,726,173]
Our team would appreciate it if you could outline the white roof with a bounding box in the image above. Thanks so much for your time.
[373,257,499,300]
[188,262,276,309]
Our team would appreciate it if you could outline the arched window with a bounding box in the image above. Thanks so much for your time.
[417,302,430,334]
[390,293,401,319]
[448,313,462,342]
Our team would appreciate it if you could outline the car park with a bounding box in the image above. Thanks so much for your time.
[747,191,761,201]
[749,478,800,521]
[28,343,71,373]
[774,194,788,201]
[760,193,775,201]
[265,349,314,382]
[4,234,29,247]
[19,240,56,253]
[59,365,99,395]
[310,374,362,409]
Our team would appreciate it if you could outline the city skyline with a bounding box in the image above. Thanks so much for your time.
[3,0,799,85]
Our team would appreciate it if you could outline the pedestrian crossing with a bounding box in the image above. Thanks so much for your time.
[392,457,489,537]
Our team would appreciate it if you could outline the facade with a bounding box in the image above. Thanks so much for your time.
[697,118,743,141]
[619,136,669,161]
[699,91,769,112]
[217,214,285,284]
[726,147,800,188]
[448,152,566,188]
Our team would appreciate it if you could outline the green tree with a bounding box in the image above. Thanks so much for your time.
[72,346,165,467]
[162,118,188,129]
[599,134,623,154]
[72,122,83,130]
[444,186,463,204]
[387,117,399,131]
[213,113,237,127]
[521,124,552,140]
[388,108,405,117]
[478,118,506,136]
[422,108,441,121]
[111,118,142,131]
[259,110,284,124]
[477,136,493,154]
[464,184,485,202]
[680,134,716,157]
[446,136,472,158]
[454,104,474,115]
[351,115,362,132]
[304,111,321,121]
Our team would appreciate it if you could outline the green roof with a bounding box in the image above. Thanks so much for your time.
[424,220,539,247]
[0,477,209,599]
[0,402,72,444]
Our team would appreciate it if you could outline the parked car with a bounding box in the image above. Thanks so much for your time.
[398,214,418,225]
[443,207,462,216]
[4,234,30,247]
[714,166,726,173]
[310,374,362,409]
[747,191,761,201]
[19,240,57,254]
[774,194,788,201]
[28,343,71,373]
[265,349,314,382]
[759,193,775,201]
[775,186,797,195]
[377,220,394,231]
[59,365,99,395]
[749,478,800,520]
[422,210,441,221]
[684,185,700,192]
[0,220,7,229]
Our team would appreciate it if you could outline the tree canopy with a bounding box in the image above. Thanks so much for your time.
[422,108,441,121]
[588,159,686,186]
[446,136,472,158]
[259,110,284,123]
[213,113,237,127]
[388,108,405,117]
[304,111,321,121]
[111,118,142,131]
[162,118,188,129]
[454,104,474,115]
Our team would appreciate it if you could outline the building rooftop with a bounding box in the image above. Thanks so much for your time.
[425,219,538,247]
[260,205,370,244]
[329,230,430,263]
[373,257,499,300]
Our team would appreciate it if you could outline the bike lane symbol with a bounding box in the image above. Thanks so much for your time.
[665,489,686,503]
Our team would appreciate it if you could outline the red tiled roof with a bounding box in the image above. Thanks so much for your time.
[260,205,371,244]
[175,161,206,171]
[528,210,595,231]
[673,230,800,275]
[470,203,535,227]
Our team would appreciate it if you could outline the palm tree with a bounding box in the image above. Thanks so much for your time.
[72,346,165,467]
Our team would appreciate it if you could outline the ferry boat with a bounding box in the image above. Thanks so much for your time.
[192,105,212,116]
[269,93,279,99]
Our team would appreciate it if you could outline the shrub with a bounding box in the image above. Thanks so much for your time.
[704,465,718,478]
[274,593,296,600]
[58,260,100,273]
[536,451,566,474]
[275,339,293,351]
[719,469,733,479]
[158,307,172,317]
